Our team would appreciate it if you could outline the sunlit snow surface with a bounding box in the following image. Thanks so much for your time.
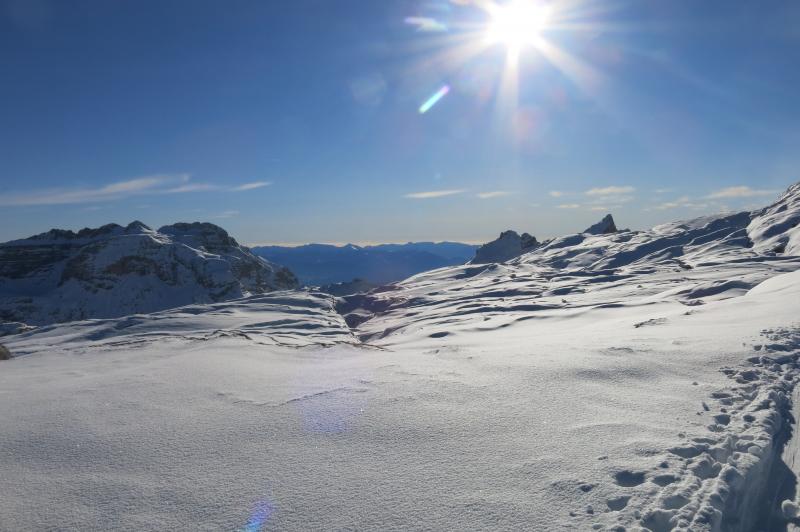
[3,185,800,530]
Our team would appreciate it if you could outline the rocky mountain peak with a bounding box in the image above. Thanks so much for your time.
[158,222,239,253]
[471,230,540,264]
[584,214,618,235]
[0,221,298,326]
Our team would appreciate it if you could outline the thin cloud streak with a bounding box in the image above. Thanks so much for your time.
[213,210,240,219]
[404,189,465,199]
[233,181,272,191]
[476,190,511,199]
[654,196,709,210]
[707,186,778,199]
[1,174,273,206]
[0,174,191,206]
[164,183,219,193]
[585,186,635,196]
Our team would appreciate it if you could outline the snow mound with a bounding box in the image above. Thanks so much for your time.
[0,221,298,325]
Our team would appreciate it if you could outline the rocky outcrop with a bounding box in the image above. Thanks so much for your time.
[0,221,298,325]
[584,214,618,235]
[0,344,10,360]
[471,230,539,264]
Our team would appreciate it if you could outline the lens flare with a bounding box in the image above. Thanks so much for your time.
[418,85,451,114]
[240,500,274,532]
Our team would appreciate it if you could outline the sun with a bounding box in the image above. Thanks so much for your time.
[486,1,551,51]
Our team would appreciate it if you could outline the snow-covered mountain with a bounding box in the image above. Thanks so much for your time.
[0,221,297,326]
[3,184,800,531]
[345,192,799,340]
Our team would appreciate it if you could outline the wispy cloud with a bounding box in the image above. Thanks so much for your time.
[0,174,276,207]
[213,210,240,219]
[557,203,581,209]
[549,190,566,197]
[654,196,709,210]
[476,190,511,199]
[0,174,195,206]
[585,185,635,196]
[585,195,633,205]
[707,186,777,199]
[164,183,219,193]
[404,189,465,199]
[233,181,272,191]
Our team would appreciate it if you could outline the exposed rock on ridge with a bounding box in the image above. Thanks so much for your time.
[471,230,539,264]
[584,214,618,235]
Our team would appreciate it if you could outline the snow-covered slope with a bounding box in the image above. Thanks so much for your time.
[2,185,800,531]
[748,182,800,255]
[0,221,298,326]
[469,213,619,265]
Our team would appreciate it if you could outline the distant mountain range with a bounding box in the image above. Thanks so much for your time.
[251,242,477,286]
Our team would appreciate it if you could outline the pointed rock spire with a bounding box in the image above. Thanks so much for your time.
[584,214,618,235]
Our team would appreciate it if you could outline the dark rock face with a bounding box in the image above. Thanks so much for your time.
[0,344,10,360]
[0,221,298,325]
[158,222,240,254]
[584,214,618,235]
[471,230,540,264]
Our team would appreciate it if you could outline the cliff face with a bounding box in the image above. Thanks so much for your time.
[0,221,298,326]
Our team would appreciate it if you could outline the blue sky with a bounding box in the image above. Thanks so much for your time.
[1,0,799,245]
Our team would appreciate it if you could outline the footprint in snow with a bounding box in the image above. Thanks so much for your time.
[661,493,690,510]
[651,474,678,487]
[613,470,646,487]
[607,495,630,511]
